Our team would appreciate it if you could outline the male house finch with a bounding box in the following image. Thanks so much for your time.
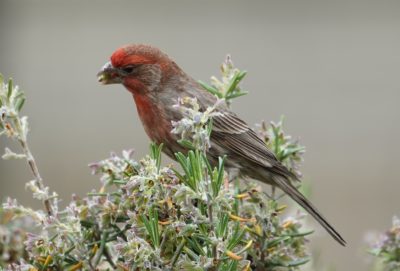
[97,44,346,246]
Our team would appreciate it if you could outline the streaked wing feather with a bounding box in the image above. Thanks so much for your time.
[212,112,296,179]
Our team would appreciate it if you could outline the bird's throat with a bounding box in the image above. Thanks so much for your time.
[133,93,154,120]
[132,93,172,145]
[124,78,146,95]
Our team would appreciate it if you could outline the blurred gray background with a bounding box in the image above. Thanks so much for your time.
[1,0,399,270]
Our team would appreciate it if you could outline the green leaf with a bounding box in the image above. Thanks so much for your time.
[13,91,24,100]
[222,259,238,271]
[185,237,206,256]
[112,179,127,185]
[188,150,202,183]
[237,70,247,81]
[216,156,225,191]
[232,183,240,215]
[269,257,310,267]
[198,80,223,98]
[15,97,25,112]
[201,153,212,176]
[212,155,226,197]
[140,206,160,248]
[286,257,310,267]
[207,118,213,137]
[196,224,210,238]
[171,238,186,267]
[171,168,184,180]
[183,246,200,261]
[226,91,248,100]
[225,71,241,95]
[80,219,96,228]
[198,203,208,217]
[178,139,195,150]
[227,222,244,250]
[175,152,197,191]
[280,145,305,161]
[216,212,229,238]
[150,142,163,173]
[175,152,189,175]
[7,78,13,99]
[264,236,291,249]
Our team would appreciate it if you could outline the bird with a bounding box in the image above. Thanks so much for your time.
[97,44,346,246]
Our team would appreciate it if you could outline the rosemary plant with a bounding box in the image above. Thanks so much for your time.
[0,57,312,270]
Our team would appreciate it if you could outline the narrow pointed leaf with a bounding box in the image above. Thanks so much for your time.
[7,78,13,99]
[226,91,248,100]
[198,80,223,98]
[15,97,25,112]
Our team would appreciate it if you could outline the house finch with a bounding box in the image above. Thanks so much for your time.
[97,44,346,246]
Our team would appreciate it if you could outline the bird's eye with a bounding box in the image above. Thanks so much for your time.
[121,65,137,74]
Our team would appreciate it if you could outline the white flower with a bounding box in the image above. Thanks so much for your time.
[25,180,50,201]
[2,147,25,160]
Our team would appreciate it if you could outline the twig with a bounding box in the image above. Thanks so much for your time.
[103,245,117,269]
[171,238,186,267]
[15,119,53,216]
[208,203,217,261]
[93,231,108,267]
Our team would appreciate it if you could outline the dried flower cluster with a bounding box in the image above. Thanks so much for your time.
[1,57,312,270]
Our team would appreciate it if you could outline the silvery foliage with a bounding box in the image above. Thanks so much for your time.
[1,57,312,270]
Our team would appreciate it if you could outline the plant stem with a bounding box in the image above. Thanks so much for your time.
[159,230,168,255]
[208,203,217,262]
[103,245,116,269]
[202,148,218,265]
[171,238,186,267]
[94,231,108,267]
[15,116,53,215]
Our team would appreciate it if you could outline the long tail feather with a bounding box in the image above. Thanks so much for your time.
[272,175,346,246]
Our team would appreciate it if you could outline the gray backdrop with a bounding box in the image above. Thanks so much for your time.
[1,1,399,270]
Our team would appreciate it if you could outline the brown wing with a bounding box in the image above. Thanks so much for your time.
[211,111,297,180]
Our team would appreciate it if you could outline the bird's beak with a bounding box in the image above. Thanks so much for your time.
[97,61,122,85]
